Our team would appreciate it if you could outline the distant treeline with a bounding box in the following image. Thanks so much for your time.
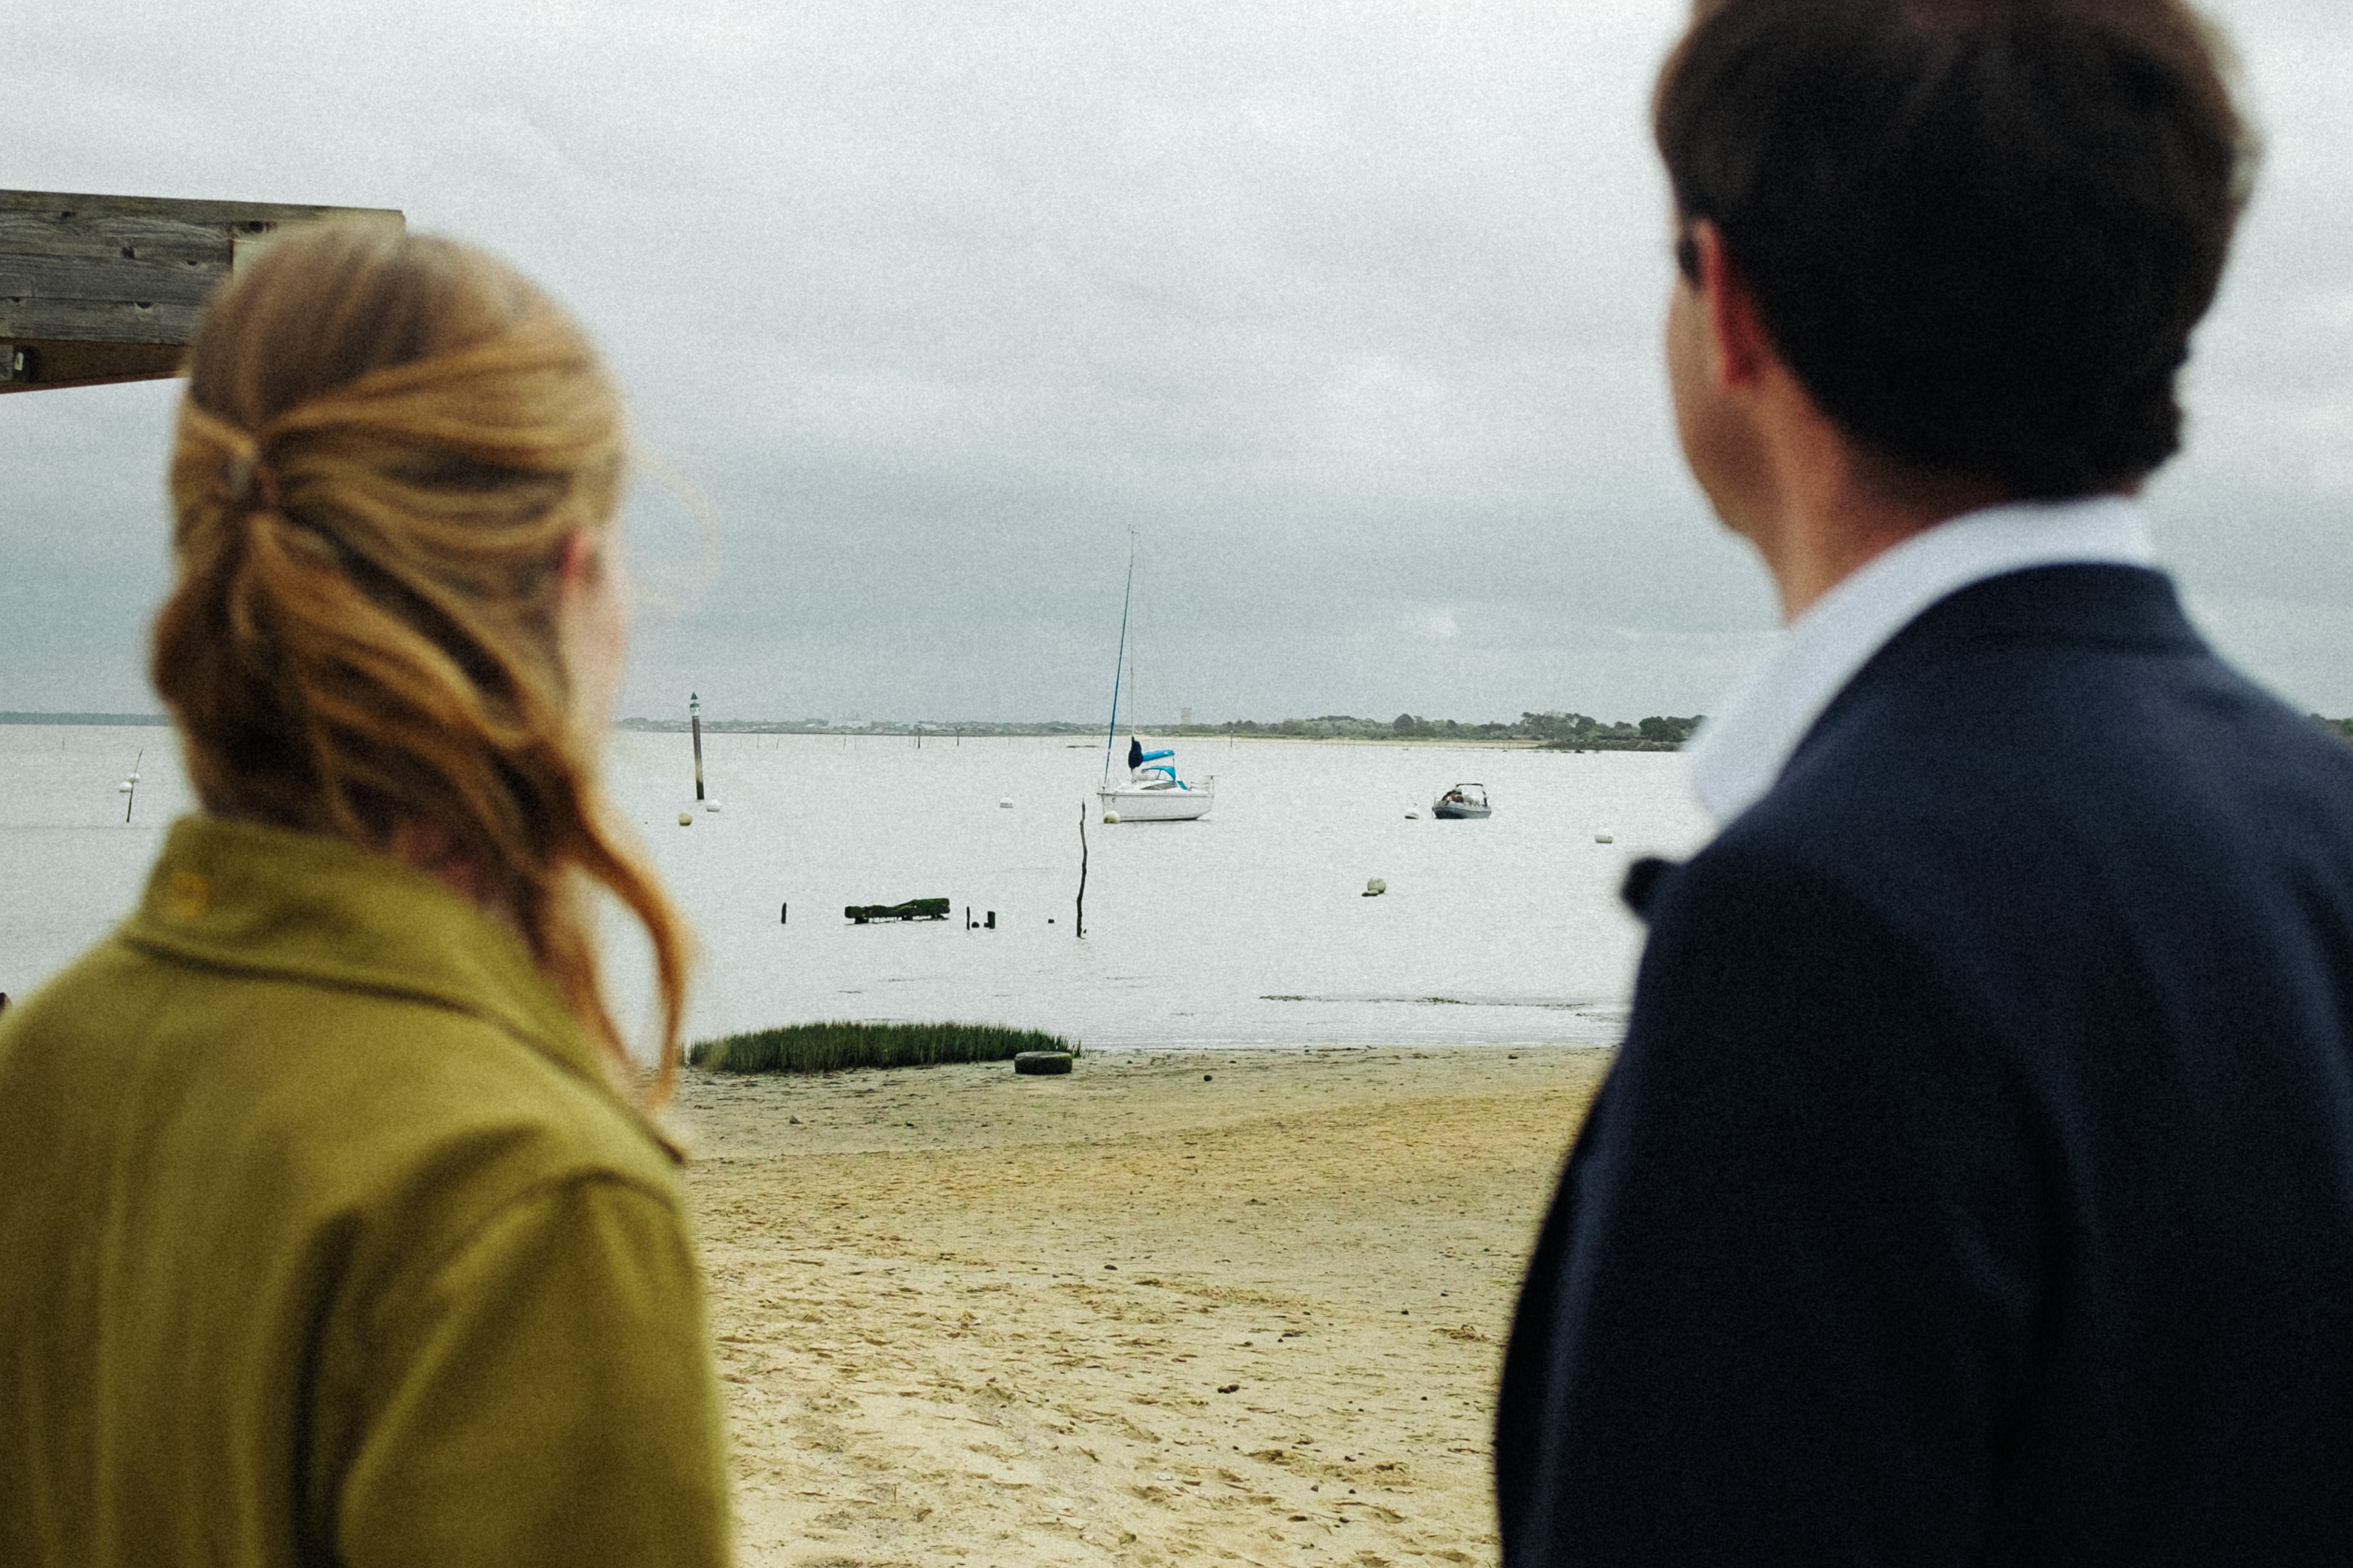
[1197,711,1705,749]
[618,717,1096,736]
[614,711,1706,747]
[0,711,172,726]
[2318,716,2353,744]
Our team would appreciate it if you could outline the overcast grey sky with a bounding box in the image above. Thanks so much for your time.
[5,0,2351,725]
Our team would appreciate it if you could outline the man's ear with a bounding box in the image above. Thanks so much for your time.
[1690,220,1773,391]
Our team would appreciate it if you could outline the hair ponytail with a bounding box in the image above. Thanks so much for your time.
[154,222,692,1106]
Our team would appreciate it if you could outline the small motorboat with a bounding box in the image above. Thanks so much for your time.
[1431,783,1492,820]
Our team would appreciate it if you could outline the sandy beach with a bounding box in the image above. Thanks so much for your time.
[678,1044,1611,1568]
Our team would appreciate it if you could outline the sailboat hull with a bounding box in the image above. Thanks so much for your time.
[1099,780,1215,821]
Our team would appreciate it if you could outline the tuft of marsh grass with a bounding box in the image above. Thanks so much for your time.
[688,1020,1078,1075]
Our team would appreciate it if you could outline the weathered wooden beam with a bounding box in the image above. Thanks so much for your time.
[2,296,202,346]
[0,189,403,394]
[0,253,227,309]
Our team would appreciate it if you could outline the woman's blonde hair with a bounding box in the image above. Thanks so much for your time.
[154,221,690,1104]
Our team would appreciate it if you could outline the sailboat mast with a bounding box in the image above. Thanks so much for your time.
[1102,531,1137,787]
[1130,547,1141,741]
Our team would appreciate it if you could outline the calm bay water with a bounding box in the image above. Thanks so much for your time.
[1,725,1714,1052]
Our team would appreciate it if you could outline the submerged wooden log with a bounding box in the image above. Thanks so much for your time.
[844,897,952,924]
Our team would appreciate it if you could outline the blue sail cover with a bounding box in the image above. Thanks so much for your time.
[1126,736,1179,784]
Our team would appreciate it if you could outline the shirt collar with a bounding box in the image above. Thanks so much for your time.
[1684,493,2156,824]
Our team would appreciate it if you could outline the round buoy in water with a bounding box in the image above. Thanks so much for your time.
[1103,811,1120,824]
[1014,1051,1074,1076]
[677,812,693,827]
[705,800,723,813]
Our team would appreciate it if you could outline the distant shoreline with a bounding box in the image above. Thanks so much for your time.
[620,718,1096,738]
[0,713,1681,750]
[616,720,1684,751]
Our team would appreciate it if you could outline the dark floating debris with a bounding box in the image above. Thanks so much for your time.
[845,897,951,924]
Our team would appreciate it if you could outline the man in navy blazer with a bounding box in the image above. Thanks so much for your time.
[1496,2,2353,1563]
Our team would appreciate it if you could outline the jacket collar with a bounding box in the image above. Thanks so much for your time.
[1684,495,2157,824]
[1802,557,2205,749]
[121,814,616,1099]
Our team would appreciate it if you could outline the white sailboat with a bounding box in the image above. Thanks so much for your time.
[1102,734,1215,821]
[1097,534,1214,824]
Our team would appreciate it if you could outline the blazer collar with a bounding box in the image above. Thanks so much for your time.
[1810,558,2205,727]
[1685,495,2156,824]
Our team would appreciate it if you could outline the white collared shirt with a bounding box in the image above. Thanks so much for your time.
[1684,494,2157,824]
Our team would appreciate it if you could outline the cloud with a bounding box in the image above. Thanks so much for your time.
[4,0,2350,720]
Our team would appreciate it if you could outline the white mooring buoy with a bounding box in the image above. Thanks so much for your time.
[1363,877,1388,897]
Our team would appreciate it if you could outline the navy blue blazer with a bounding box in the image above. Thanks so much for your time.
[1496,565,2353,1565]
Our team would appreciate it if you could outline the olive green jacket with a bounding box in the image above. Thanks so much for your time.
[0,816,731,1567]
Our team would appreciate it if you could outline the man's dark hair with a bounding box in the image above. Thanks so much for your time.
[1655,0,2255,498]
